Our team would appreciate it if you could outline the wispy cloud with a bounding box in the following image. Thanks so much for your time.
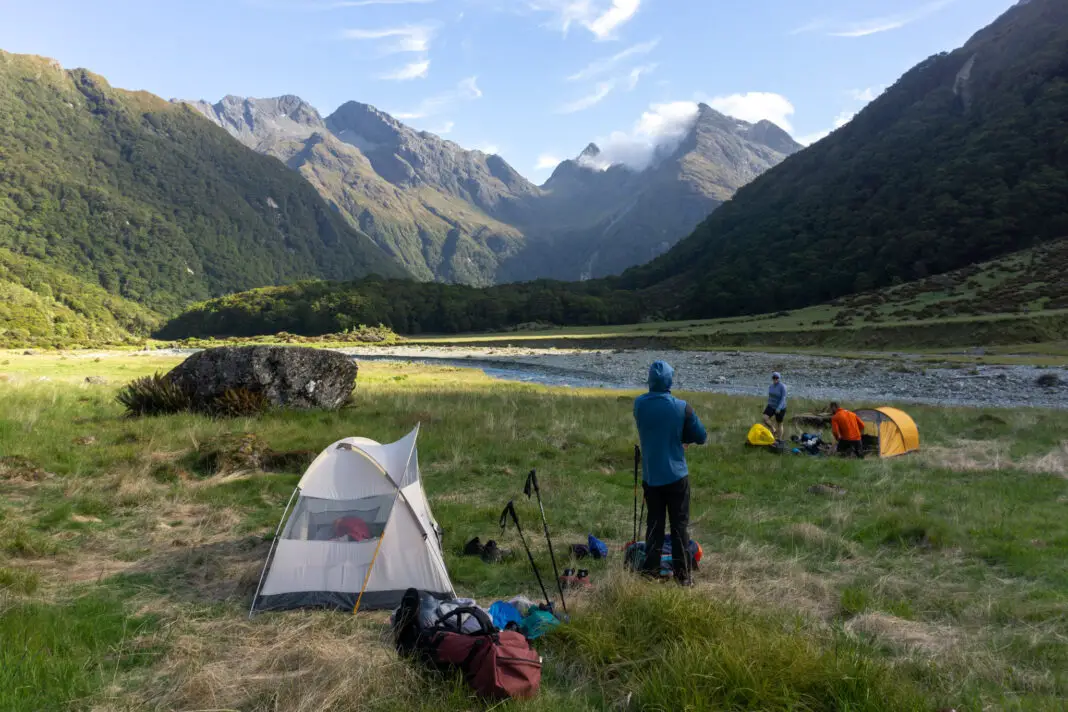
[379,59,430,80]
[559,45,655,115]
[535,154,562,170]
[527,0,644,40]
[476,143,501,155]
[792,0,954,38]
[557,82,615,114]
[394,76,482,120]
[567,38,659,82]
[704,92,796,132]
[341,25,435,53]
[587,0,641,40]
[251,0,435,10]
[626,64,656,90]
[327,0,435,6]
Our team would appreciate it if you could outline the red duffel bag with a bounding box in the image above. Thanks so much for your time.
[394,589,542,700]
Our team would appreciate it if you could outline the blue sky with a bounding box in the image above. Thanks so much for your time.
[0,0,1018,182]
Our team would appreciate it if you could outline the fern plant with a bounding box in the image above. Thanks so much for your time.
[116,372,191,416]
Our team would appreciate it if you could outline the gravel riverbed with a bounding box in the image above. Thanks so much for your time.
[337,346,1068,410]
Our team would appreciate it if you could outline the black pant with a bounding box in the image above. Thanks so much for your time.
[641,477,691,580]
[838,439,864,458]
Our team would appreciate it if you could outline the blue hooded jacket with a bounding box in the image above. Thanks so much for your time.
[633,361,708,487]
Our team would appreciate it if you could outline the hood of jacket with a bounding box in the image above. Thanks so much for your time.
[647,361,674,393]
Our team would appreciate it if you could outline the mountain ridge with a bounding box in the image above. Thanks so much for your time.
[0,50,404,315]
[182,93,800,284]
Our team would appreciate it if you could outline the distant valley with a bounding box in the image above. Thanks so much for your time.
[184,96,799,285]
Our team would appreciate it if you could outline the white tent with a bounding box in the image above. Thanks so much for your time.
[250,425,455,614]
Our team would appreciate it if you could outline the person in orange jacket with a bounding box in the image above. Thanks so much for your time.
[830,402,865,459]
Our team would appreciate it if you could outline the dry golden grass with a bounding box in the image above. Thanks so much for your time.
[846,612,957,655]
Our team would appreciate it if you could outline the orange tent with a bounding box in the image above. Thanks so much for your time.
[854,407,920,457]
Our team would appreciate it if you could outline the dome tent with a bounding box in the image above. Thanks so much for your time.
[250,425,454,615]
[854,407,920,458]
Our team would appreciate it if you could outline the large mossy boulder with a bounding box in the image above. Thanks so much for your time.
[167,346,358,412]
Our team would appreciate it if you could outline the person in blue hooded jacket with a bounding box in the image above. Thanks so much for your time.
[634,361,708,585]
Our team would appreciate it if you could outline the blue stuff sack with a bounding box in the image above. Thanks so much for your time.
[587,534,608,559]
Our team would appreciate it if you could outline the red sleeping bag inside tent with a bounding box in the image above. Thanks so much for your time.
[334,516,372,541]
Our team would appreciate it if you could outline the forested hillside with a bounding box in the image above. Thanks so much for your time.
[156,277,641,338]
[0,51,403,316]
[619,0,1068,317]
[0,248,160,347]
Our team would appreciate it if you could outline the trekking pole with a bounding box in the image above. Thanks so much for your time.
[500,500,553,611]
[524,469,567,614]
[632,445,640,545]
[637,447,646,545]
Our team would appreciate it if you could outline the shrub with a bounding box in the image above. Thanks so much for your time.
[116,372,191,416]
[210,388,270,418]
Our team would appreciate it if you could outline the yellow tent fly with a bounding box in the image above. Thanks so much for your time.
[855,407,920,457]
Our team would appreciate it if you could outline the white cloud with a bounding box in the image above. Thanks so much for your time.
[379,59,430,80]
[341,25,435,53]
[476,143,501,155]
[394,76,482,119]
[626,64,656,90]
[567,38,659,82]
[535,154,562,170]
[587,0,642,40]
[580,101,701,171]
[793,0,955,38]
[704,92,795,132]
[557,81,615,114]
[526,0,643,40]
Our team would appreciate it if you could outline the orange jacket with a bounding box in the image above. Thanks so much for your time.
[832,409,865,442]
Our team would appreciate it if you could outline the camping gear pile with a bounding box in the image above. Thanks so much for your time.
[393,588,543,700]
[744,407,920,458]
[623,539,703,577]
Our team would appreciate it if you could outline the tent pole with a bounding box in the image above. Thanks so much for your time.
[353,530,388,616]
[249,487,298,620]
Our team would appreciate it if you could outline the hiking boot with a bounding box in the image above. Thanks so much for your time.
[481,540,501,563]
[463,537,484,556]
[675,576,695,588]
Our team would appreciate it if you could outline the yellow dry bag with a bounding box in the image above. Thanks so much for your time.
[747,423,776,446]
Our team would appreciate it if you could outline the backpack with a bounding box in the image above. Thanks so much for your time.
[393,588,542,700]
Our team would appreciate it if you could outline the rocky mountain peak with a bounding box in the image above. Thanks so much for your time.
[747,120,802,154]
[326,101,405,149]
[580,142,601,158]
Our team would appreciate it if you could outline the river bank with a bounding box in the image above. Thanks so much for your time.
[338,345,1068,409]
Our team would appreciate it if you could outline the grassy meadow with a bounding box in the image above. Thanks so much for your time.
[0,350,1066,710]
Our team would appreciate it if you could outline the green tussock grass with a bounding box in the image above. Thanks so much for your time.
[0,592,161,712]
[0,353,1066,710]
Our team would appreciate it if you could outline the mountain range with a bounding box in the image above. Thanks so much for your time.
[184,96,800,285]
[162,0,1068,338]
[0,50,403,318]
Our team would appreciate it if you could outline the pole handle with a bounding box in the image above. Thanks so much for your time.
[524,469,538,498]
[499,501,515,531]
